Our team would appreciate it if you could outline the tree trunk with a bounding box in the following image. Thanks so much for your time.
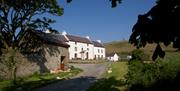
[9,48,17,85]
[11,66,17,85]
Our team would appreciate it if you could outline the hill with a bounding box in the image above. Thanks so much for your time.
[104,41,177,55]
[104,41,135,54]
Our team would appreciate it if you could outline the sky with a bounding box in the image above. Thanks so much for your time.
[50,0,156,43]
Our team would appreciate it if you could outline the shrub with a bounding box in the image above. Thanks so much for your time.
[131,49,149,61]
[126,54,180,91]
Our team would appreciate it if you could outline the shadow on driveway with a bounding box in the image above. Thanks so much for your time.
[34,76,97,91]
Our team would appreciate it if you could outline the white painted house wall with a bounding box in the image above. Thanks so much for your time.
[94,47,106,59]
[67,41,94,60]
[61,31,105,60]
[107,53,119,61]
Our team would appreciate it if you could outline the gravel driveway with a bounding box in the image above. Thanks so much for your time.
[33,62,109,91]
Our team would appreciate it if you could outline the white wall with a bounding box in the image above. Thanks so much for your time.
[67,41,94,60]
[113,54,119,61]
[107,53,119,61]
[94,47,106,59]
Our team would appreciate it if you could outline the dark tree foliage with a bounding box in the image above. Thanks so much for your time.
[0,0,63,52]
[67,0,72,3]
[129,0,180,60]
[0,0,63,84]
[67,0,122,8]
[109,0,122,8]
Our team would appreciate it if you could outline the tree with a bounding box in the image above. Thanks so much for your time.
[129,0,180,60]
[0,0,63,84]
[67,0,122,8]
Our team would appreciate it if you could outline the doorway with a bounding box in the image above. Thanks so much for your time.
[86,52,89,59]
[60,56,66,70]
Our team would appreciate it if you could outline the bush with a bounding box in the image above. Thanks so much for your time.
[0,75,3,81]
[131,49,149,61]
[126,55,180,91]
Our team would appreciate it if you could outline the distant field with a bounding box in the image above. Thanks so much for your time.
[104,41,177,55]
[104,41,136,54]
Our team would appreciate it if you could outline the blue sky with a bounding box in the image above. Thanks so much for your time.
[50,0,156,43]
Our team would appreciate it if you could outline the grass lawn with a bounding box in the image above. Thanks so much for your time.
[87,61,128,91]
[106,61,128,80]
[0,66,82,91]
[69,59,106,64]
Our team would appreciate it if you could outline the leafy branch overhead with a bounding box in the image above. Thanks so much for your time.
[0,0,63,52]
[67,0,122,8]
[129,0,180,60]
[109,0,122,8]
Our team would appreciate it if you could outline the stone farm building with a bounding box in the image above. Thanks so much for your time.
[0,30,70,78]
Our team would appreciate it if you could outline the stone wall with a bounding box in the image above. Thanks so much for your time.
[0,44,69,79]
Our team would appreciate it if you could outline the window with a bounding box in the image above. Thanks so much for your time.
[75,47,77,51]
[87,44,89,46]
[87,48,89,51]
[75,42,77,45]
[98,49,100,53]
[81,48,83,51]
[101,49,103,53]
[74,53,77,58]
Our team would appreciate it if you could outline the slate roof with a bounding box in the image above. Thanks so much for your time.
[92,41,104,47]
[31,30,70,48]
[106,53,116,57]
[66,35,93,44]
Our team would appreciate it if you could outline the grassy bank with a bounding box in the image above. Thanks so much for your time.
[0,66,82,91]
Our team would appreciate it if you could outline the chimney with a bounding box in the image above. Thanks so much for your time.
[45,29,50,33]
[62,30,67,35]
[97,40,101,43]
[86,36,90,39]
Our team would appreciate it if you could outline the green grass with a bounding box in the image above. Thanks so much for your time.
[87,61,128,91]
[106,62,128,80]
[69,59,106,64]
[0,67,82,91]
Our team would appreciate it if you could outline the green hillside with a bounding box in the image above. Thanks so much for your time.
[104,41,135,54]
[104,41,177,55]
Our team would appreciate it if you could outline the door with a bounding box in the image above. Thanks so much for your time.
[60,56,66,70]
[86,52,89,59]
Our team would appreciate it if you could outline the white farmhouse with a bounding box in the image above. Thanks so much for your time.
[61,31,105,60]
[92,40,106,59]
[106,53,119,61]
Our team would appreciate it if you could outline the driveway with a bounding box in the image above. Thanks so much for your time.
[33,62,109,91]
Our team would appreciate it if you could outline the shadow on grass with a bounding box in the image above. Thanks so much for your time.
[129,72,180,91]
[2,76,97,91]
[2,77,61,91]
[87,77,126,91]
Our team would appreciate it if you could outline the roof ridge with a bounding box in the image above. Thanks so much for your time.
[63,35,69,41]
